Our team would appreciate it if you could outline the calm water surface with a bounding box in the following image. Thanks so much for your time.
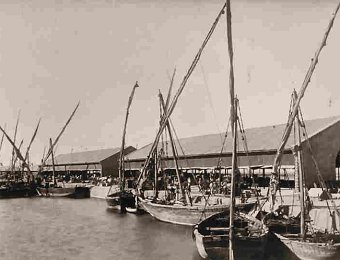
[2,198,338,260]
[0,198,201,260]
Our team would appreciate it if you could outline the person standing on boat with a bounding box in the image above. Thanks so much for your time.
[235,167,241,196]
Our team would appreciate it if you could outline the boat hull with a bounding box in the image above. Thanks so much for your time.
[193,212,268,259]
[90,186,112,199]
[37,186,90,198]
[275,233,340,260]
[0,186,37,199]
[194,229,267,260]
[139,197,255,226]
[106,190,136,212]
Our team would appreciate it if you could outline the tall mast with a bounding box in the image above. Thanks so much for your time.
[41,102,80,169]
[225,0,236,259]
[0,124,6,158]
[229,98,237,260]
[297,114,305,240]
[0,125,32,175]
[159,92,187,204]
[292,91,306,240]
[11,111,20,174]
[50,138,56,186]
[226,0,235,136]
[269,1,340,210]
[119,82,139,191]
[136,4,226,191]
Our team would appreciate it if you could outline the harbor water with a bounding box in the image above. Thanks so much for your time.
[3,197,340,260]
[0,198,201,260]
[0,197,312,260]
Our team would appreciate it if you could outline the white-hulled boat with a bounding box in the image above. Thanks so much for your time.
[37,185,90,198]
[275,233,340,260]
[267,2,340,259]
[37,186,74,197]
[139,196,257,226]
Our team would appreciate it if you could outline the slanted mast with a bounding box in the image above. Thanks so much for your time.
[269,1,340,211]
[118,82,139,191]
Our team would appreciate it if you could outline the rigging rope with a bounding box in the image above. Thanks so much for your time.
[297,108,340,219]
[137,2,227,188]
[200,63,224,143]
[216,115,231,169]
[168,118,210,204]
[236,101,250,168]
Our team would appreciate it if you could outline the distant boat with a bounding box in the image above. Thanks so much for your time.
[0,181,37,199]
[105,82,139,213]
[36,184,90,198]
[106,186,136,211]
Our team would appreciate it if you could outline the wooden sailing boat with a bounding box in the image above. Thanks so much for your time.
[0,115,38,199]
[0,102,83,198]
[137,1,260,226]
[269,99,340,259]
[193,98,268,259]
[193,2,268,258]
[36,138,87,198]
[106,82,139,212]
[34,102,89,198]
[264,2,340,259]
[273,104,340,260]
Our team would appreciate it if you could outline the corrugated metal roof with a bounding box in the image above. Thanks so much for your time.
[126,116,340,160]
[43,164,101,171]
[49,147,122,165]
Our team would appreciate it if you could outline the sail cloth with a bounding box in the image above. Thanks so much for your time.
[309,207,340,232]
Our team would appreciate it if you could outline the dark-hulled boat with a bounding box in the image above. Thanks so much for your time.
[193,211,268,259]
[105,82,139,213]
[106,187,136,212]
[0,181,37,199]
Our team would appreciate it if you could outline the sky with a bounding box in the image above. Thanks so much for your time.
[0,0,340,165]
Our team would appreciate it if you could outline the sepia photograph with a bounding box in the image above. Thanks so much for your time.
[1,0,340,259]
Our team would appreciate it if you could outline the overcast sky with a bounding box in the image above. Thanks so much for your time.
[0,0,340,165]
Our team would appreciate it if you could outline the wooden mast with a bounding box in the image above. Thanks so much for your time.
[229,98,237,260]
[118,82,139,191]
[0,124,6,156]
[159,91,187,204]
[24,118,41,181]
[11,110,20,175]
[42,102,80,168]
[297,114,306,240]
[292,91,306,240]
[225,0,236,258]
[136,4,226,191]
[0,102,79,180]
[269,1,340,210]
[226,0,235,136]
[50,138,56,186]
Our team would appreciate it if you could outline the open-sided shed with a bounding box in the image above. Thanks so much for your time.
[44,146,136,177]
[125,116,340,187]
